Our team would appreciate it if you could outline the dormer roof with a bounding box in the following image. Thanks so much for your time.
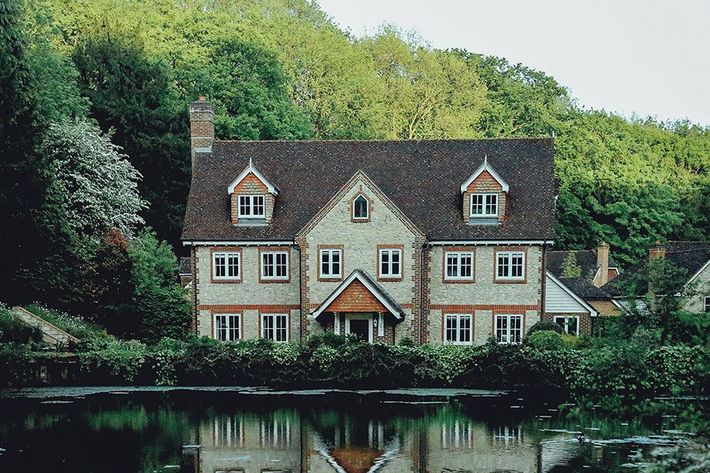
[227,158,279,195]
[460,155,509,193]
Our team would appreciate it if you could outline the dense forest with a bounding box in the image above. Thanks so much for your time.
[1,0,708,312]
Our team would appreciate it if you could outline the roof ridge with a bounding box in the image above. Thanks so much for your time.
[213,137,554,144]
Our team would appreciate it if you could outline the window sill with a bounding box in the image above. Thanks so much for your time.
[210,278,242,284]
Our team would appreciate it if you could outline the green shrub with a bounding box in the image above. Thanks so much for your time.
[0,305,42,344]
[526,330,565,350]
[25,304,110,341]
[526,320,563,335]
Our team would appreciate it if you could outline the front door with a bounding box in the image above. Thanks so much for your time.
[347,317,371,343]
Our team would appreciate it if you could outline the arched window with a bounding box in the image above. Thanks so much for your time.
[353,194,369,220]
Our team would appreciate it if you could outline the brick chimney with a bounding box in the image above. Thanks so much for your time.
[648,241,666,261]
[595,242,610,287]
[189,96,214,166]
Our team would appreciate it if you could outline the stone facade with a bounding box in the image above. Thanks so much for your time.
[194,245,301,341]
[298,175,421,342]
[427,245,543,344]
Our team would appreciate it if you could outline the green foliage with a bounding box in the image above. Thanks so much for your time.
[202,38,314,140]
[24,304,110,341]
[560,252,582,278]
[128,230,192,343]
[72,33,190,247]
[0,305,42,344]
[526,320,564,335]
[526,331,565,351]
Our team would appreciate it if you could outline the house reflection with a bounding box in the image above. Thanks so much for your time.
[184,408,559,473]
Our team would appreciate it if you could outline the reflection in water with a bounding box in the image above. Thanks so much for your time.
[194,408,550,473]
[0,393,703,473]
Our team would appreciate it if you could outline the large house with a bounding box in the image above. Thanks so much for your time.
[182,98,557,345]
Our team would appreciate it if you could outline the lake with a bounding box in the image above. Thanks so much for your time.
[0,387,706,472]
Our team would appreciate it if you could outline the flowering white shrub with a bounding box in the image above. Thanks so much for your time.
[42,119,147,238]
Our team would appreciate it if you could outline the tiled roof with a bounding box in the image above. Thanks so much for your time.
[558,277,612,300]
[182,139,556,242]
[604,241,710,297]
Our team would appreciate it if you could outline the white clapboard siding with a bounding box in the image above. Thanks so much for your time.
[545,274,589,314]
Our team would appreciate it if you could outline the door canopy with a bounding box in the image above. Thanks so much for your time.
[312,270,404,319]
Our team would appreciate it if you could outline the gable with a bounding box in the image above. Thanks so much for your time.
[324,280,387,313]
[545,272,598,315]
[298,171,423,240]
[466,170,503,193]
[227,158,278,195]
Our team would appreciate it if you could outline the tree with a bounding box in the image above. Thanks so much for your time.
[362,28,487,139]
[200,38,314,140]
[618,258,699,343]
[42,119,147,239]
[0,0,74,305]
[72,34,190,249]
[82,229,138,337]
[560,252,582,278]
[128,230,192,343]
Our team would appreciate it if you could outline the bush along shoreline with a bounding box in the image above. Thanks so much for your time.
[2,332,707,414]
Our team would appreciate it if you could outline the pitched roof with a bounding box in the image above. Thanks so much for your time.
[312,270,405,319]
[182,139,556,242]
[558,276,612,300]
[604,241,710,297]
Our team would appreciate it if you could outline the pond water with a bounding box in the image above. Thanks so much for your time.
[0,388,706,473]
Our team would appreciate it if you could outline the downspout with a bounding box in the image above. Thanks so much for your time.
[419,242,428,345]
[540,241,549,318]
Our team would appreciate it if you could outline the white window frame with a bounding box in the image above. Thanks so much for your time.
[444,313,473,345]
[470,192,498,217]
[261,313,289,343]
[212,251,241,280]
[496,251,525,281]
[214,313,241,341]
[444,251,474,281]
[554,315,580,336]
[379,248,402,279]
[319,248,343,279]
[261,251,289,280]
[352,194,369,220]
[237,194,265,218]
[495,314,523,345]
[704,296,710,313]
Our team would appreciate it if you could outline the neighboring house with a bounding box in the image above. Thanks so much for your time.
[604,241,710,314]
[182,98,556,345]
[543,244,622,335]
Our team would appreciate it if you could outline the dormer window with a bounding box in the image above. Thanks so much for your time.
[470,193,498,217]
[351,193,370,222]
[460,155,509,224]
[238,195,265,218]
[228,158,278,225]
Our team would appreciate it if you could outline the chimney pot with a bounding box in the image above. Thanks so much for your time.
[649,241,666,261]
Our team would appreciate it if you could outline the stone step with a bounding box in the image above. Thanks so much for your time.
[11,307,80,346]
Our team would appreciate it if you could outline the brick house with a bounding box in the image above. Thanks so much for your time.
[182,98,556,345]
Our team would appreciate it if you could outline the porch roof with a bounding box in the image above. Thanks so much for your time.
[312,270,405,319]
